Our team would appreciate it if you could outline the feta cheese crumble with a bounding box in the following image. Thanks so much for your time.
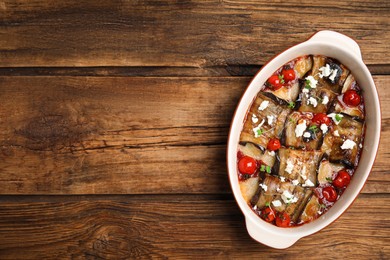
[300,166,307,180]
[319,64,332,78]
[285,159,294,174]
[305,76,318,89]
[272,200,282,207]
[279,177,286,182]
[341,139,356,150]
[292,179,299,186]
[281,190,298,204]
[259,183,268,191]
[252,119,265,138]
[327,113,343,125]
[320,123,328,134]
[333,130,340,137]
[322,95,329,105]
[302,179,315,187]
[329,69,339,82]
[308,96,318,107]
[267,115,275,125]
[295,120,307,137]
[268,151,275,156]
[252,114,259,123]
[258,100,269,111]
[303,132,311,138]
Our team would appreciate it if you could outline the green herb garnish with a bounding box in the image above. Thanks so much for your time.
[260,165,266,172]
[335,114,343,122]
[305,79,311,89]
[288,101,295,109]
[325,177,333,183]
[257,128,264,136]
[266,166,271,174]
[265,201,271,207]
[278,74,285,84]
[309,125,318,133]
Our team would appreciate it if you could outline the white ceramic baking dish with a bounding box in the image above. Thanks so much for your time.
[227,30,381,249]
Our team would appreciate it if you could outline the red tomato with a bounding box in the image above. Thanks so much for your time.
[238,156,258,175]
[261,207,275,223]
[267,75,284,90]
[333,170,351,188]
[275,212,291,227]
[343,90,361,107]
[267,138,281,151]
[322,186,338,202]
[282,69,296,82]
[312,113,331,126]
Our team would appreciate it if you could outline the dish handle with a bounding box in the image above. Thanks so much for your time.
[245,217,300,249]
[308,30,362,60]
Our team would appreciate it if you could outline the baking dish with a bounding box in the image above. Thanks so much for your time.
[227,30,380,249]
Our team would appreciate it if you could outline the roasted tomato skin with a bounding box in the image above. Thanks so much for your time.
[333,170,351,188]
[267,75,284,90]
[282,69,296,82]
[275,212,291,227]
[267,138,281,151]
[238,156,258,175]
[343,90,361,107]
[322,186,338,202]
[261,207,276,223]
[312,113,331,125]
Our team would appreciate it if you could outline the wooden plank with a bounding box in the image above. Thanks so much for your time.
[0,194,388,259]
[0,0,389,67]
[0,76,388,194]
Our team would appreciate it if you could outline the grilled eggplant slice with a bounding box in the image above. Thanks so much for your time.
[264,56,313,103]
[298,86,337,114]
[334,74,365,119]
[278,148,323,185]
[284,112,323,150]
[240,93,290,149]
[317,160,344,185]
[321,114,363,168]
[310,55,350,93]
[240,176,260,204]
[300,194,322,223]
[254,175,312,222]
[238,143,276,167]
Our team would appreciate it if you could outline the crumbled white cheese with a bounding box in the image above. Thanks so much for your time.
[303,131,311,138]
[268,151,275,156]
[305,76,318,89]
[341,139,356,150]
[252,114,259,123]
[327,113,343,125]
[333,130,340,137]
[281,190,298,204]
[359,143,363,149]
[279,177,286,182]
[259,183,268,191]
[285,160,294,174]
[267,115,275,125]
[276,187,281,192]
[295,120,307,137]
[303,179,315,187]
[253,205,257,210]
[319,64,332,78]
[317,210,323,215]
[292,179,299,186]
[300,166,307,180]
[329,69,339,82]
[272,200,282,207]
[320,123,328,134]
[322,95,329,105]
[258,100,269,111]
[302,88,309,93]
[308,97,318,107]
[252,119,265,138]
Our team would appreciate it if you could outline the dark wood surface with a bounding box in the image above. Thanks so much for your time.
[0,1,389,258]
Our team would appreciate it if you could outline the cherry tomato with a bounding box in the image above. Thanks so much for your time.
[261,207,275,223]
[343,90,361,107]
[267,138,281,151]
[267,75,284,90]
[312,113,331,126]
[282,69,296,82]
[322,186,338,202]
[275,212,291,227]
[333,170,351,188]
[237,151,244,160]
[238,156,258,175]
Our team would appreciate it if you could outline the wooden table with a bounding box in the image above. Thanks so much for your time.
[0,1,389,258]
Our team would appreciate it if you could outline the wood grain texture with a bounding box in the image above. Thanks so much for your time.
[0,0,389,67]
[0,195,388,259]
[0,76,388,194]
